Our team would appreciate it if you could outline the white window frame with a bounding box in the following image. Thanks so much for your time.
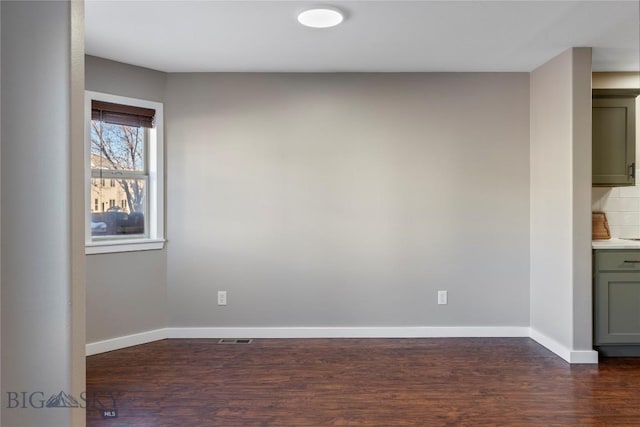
[85,91,165,254]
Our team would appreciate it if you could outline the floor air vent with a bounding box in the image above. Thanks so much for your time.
[218,338,253,344]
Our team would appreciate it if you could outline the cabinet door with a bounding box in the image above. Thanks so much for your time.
[595,272,640,344]
[592,97,636,186]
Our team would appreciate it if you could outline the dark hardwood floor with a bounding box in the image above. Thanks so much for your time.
[86,338,640,426]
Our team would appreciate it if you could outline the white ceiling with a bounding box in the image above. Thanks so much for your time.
[85,0,640,73]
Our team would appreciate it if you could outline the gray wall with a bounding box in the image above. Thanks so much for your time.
[85,55,167,343]
[530,48,593,357]
[530,50,573,348]
[165,73,531,328]
[85,55,166,103]
[70,2,86,425]
[1,3,3,421]
[571,49,593,353]
[1,2,85,426]
[86,251,166,341]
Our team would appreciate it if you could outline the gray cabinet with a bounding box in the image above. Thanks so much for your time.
[592,89,639,187]
[594,250,640,355]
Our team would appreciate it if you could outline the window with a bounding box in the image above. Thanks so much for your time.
[85,91,164,254]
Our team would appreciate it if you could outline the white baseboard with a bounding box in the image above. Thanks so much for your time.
[86,328,168,356]
[86,326,527,355]
[166,326,530,339]
[529,328,598,364]
[86,326,598,364]
[568,349,599,364]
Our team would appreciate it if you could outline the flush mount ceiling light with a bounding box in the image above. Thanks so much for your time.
[297,7,344,28]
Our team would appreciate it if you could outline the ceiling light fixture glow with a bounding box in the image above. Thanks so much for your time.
[297,8,344,28]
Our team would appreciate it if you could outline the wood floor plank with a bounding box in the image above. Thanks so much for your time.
[86,338,640,426]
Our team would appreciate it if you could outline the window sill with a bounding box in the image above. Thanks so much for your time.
[85,239,165,255]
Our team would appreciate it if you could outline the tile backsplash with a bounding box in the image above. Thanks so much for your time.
[593,186,640,238]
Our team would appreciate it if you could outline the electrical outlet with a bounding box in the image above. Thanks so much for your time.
[217,291,227,306]
[437,290,447,305]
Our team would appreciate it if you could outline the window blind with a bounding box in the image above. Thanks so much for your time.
[91,100,155,128]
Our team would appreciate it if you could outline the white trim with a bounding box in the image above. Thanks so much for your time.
[86,326,598,364]
[529,328,598,364]
[85,239,165,255]
[86,328,167,356]
[568,349,600,364]
[86,326,528,355]
[166,326,530,339]
[84,91,165,253]
[529,328,571,361]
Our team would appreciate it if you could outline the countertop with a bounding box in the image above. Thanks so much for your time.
[592,238,640,249]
